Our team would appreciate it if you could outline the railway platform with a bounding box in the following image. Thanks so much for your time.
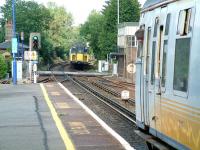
[0,83,134,150]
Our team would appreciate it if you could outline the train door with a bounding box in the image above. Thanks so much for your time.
[148,16,158,134]
[154,7,167,133]
[143,27,152,126]
[135,26,145,129]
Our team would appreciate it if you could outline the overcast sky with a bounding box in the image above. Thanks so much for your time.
[0,0,146,26]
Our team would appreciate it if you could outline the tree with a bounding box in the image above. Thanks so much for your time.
[0,54,7,79]
[80,10,104,59]
[40,2,78,62]
[0,20,5,43]
[80,0,140,59]
[46,3,74,50]
[0,1,79,64]
[99,0,140,58]
[0,0,52,44]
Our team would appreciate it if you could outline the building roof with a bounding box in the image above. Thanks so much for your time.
[143,0,168,9]
[118,22,139,29]
[0,40,29,50]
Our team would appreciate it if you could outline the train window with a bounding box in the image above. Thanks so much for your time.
[153,17,159,37]
[146,27,151,75]
[177,8,192,35]
[151,41,156,84]
[137,40,143,58]
[165,14,171,35]
[161,40,168,87]
[71,48,76,53]
[173,38,190,92]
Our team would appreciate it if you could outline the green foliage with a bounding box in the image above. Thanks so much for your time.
[80,10,104,59]
[0,1,79,65]
[80,0,140,60]
[0,20,5,43]
[1,0,52,44]
[0,54,8,79]
[45,3,74,50]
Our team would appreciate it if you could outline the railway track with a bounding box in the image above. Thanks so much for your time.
[62,77,136,123]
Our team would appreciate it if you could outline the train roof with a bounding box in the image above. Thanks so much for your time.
[142,0,172,11]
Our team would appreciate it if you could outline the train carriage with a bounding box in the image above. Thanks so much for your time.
[69,44,89,65]
[135,0,200,149]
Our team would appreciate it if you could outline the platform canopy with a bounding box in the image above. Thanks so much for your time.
[143,0,168,9]
[0,40,29,51]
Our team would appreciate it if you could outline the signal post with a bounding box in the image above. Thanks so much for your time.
[27,33,41,83]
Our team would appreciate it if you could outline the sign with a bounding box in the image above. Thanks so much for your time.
[121,90,130,100]
[21,32,24,41]
[127,63,136,74]
[24,51,38,61]
[11,61,22,81]
[12,38,18,53]
[33,64,37,72]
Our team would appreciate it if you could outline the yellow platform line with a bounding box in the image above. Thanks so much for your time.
[40,84,75,150]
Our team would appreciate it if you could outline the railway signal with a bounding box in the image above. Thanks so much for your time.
[32,36,39,49]
[30,33,41,50]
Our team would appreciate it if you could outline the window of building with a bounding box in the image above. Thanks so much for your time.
[177,8,192,36]
[161,40,168,87]
[173,38,190,92]
[132,36,136,47]
[127,35,136,47]
[165,14,171,35]
[127,36,132,47]
[151,41,156,84]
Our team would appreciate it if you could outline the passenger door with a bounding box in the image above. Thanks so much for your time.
[154,7,167,134]
[143,27,152,126]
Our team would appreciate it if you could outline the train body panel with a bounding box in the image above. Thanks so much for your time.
[136,0,200,149]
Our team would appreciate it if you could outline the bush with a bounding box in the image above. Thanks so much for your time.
[0,54,8,79]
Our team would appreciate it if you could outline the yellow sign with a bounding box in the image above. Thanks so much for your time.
[24,51,38,61]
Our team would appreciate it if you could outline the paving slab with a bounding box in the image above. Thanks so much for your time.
[0,84,65,150]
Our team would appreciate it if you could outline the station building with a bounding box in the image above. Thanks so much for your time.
[115,22,139,83]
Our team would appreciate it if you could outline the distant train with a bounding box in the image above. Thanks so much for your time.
[135,0,200,149]
[69,44,89,65]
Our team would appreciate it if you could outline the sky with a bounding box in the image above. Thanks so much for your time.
[0,0,146,26]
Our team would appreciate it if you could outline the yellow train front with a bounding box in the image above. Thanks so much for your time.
[69,46,89,65]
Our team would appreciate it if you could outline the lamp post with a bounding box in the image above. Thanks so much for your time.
[12,0,17,85]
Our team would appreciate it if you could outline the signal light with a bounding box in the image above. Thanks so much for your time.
[30,33,41,50]
[32,36,39,50]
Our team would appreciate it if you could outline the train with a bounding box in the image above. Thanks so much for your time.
[135,0,200,149]
[69,43,89,65]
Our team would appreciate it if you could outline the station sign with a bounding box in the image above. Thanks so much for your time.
[24,51,38,61]
[12,38,18,53]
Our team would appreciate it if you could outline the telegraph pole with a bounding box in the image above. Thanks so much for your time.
[117,0,119,24]
[12,0,17,84]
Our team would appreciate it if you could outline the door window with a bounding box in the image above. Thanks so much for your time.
[161,40,168,87]
[151,41,156,84]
